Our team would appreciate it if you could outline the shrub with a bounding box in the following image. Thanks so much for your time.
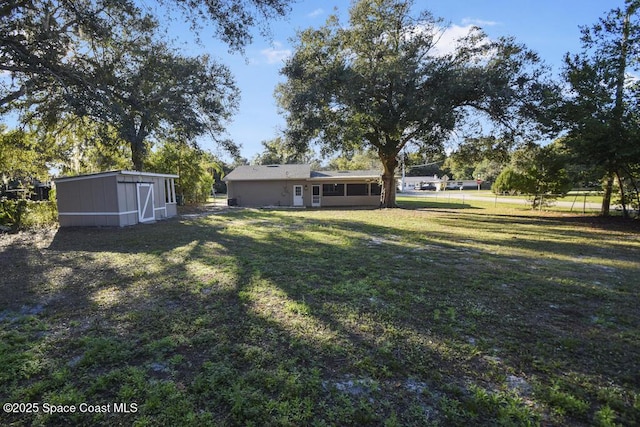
[492,168,529,195]
[492,144,573,209]
[0,200,57,230]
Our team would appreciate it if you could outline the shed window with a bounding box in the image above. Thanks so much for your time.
[322,183,344,196]
[347,183,368,196]
[165,178,176,203]
[370,183,382,195]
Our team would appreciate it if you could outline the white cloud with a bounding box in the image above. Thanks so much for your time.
[431,24,477,57]
[260,42,291,64]
[402,22,483,57]
[625,72,639,87]
[461,18,500,27]
[307,8,324,18]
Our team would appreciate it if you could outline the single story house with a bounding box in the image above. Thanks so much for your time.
[55,170,179,227]
[223,164,382,208]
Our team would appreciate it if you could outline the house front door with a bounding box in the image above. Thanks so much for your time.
[293,185,304,206]
[311,185,321,207]
[137,183,155,223]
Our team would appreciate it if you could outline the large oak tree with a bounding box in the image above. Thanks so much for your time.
[2,0,293,171]
[2,0,152,110]
[1,0,292,108]
[80,39,239,171]
[276,0,554,207]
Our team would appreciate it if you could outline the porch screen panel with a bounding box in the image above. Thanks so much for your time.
[347,183,368,196]
[322,183,344,196]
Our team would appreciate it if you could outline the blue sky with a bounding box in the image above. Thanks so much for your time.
[191,0,627,162]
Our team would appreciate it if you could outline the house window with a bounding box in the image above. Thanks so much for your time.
[370,183,382,195]
[322,183,344,196]
[347,183,368,196]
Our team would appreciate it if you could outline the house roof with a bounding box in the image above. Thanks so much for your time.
[54,170,179,183]
[224,164,311,181]
[310,170,380,181]
[224,164,381,182]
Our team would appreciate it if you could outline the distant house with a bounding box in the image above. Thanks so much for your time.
[55,170,179,227]
[223,164,381,208]
[0,178,51,201]
[399,175,483,191]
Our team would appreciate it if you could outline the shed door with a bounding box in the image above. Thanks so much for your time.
[137,183,155,223]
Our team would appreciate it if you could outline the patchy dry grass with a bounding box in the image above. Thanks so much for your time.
[1,202,639,426]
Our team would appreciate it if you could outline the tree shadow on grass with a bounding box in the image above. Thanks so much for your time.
[397,198,478,210]
[1,208,639,425]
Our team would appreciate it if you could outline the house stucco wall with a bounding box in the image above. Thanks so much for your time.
[320,194,379,207]
[227,180,380,207]
[228,180,309,207]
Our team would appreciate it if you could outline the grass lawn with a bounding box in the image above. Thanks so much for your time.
[464,190,604,203]
[1,201,639,426]
[411,190,605,210]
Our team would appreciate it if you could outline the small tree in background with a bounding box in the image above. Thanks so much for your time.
[445,136,511,181]
[38,116,133,175]
[252,137,319,166]
[0,127,52,185]
[492,168,527,196]
[148,141,223,204]
[328,149,381,171]
[492,143,572,209]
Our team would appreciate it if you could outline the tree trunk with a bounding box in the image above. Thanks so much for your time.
[601,172,614,216]
[621,165,640,218]
[130,138,146,171]
[604,4,633,218]
[122,117,148,171]
[616,170,629,218]
[380,154,398,208]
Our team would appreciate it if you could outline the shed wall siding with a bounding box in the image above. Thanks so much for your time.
[56,171,178,227]
[166,203,177,217]
[56,175,121,226]
[57,175,117,213]
[116,179,138,221]
[58,214,120,227]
